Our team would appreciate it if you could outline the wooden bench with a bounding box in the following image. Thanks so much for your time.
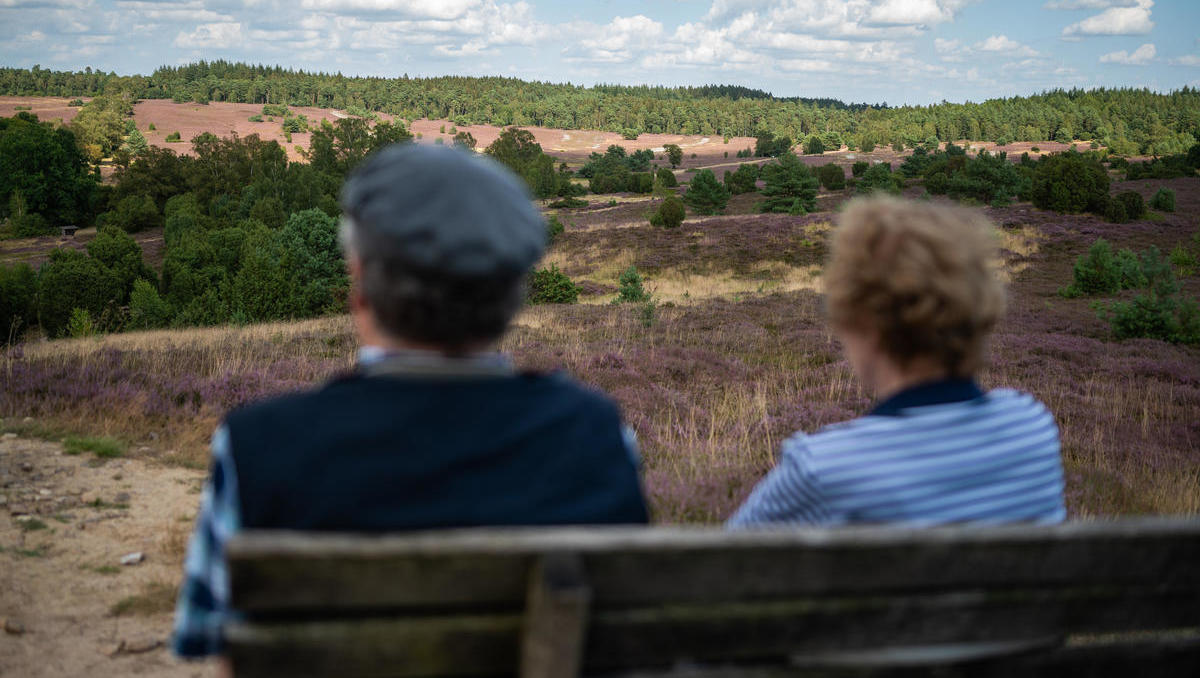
[226,517,1200,677]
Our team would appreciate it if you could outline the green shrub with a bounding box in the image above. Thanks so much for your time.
[616,265,649,303]
[802,135,825,155]
[1101,248,1200,344]
[621,129,640,140]
[1115,248,1148,290]
[12,212,52,237]
[628,172,653,194]
[655,167,677,188]
[1170,244,1197,277]
[546,215,564,242]
[68,99,85,107]
[66,307,96,338]
[64,435,124,458]
[1031,151,1109,214]
[723,163,759,195]
[248,114,264,122]
[650,196,686,229]
[0,262,37,343]
[37,248,119,337]
[528,265,579,304]
[856,162,900,196]
[262,104,289,117]
[548,197,587,209]
[1114,190,1145,220]
[1149,188,1175,212]
[1061,239,1121,297]
[683,169,730,215]
[127,279,173,330]
[851,161,869,177]
[147,122,156,131]
[816,163,846,190]
[165,131,182,142]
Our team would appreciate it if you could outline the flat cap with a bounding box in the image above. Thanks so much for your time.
[340,143,546,278]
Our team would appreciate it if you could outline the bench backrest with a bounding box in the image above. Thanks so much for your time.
[226,517,1200,677]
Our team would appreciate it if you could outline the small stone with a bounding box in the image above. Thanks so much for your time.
[20,462,33,472]
[80,492,97,504]
[119,551,144,566]
[136,446,151,454]
[1,433,16,440]
[39,489,52,496]
[15,515,33,523]
[104,641,125,657]
[114,492,131,504]
[4,619,25,635]
[123,637,162,654]
[21,417,33,424]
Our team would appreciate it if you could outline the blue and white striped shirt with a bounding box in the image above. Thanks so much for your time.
[728,380,1066,528]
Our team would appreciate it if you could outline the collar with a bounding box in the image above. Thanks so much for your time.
[868,378,984,417]
[356,345,515,379]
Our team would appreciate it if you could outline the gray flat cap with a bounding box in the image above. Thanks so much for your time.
[340,143,546,278]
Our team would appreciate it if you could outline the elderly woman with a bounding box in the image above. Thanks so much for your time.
[729,197,1065,527]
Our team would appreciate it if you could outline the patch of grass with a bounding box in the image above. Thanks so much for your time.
[86,498,129,510]
[84,564,121,575]
[110,581,177,617]
[52,513,72,524]
[63,435,124,459]
[8,546,47,558]
[18,518,48,532]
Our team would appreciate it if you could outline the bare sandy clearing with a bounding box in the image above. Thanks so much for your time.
[0,433,216,677]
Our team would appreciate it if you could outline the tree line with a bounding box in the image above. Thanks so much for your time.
[2,62,1196,155]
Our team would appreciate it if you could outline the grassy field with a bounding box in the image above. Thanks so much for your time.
[2,178,1198,523]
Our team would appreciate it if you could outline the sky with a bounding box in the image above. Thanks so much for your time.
[2,0,1198,105]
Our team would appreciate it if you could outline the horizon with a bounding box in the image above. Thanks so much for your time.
[2,1,1199,107]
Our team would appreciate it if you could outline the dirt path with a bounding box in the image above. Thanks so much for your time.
[0,433,217,677]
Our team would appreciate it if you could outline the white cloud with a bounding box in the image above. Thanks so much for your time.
[867,0,971,26]
[1062,0,1153,37]
[296,0,480,19]
[1044,1,1135,9]
[975,35,1038,57]
[173,21,244,48]
[0,0,91,7]
[573,15,664,63]
[1169,54,1200,66]
[934,38,960,52]
[1099,42,1156,64]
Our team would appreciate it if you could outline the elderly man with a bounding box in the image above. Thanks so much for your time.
[172,144,649,659]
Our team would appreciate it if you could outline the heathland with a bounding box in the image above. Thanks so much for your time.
[1,73,1199,675]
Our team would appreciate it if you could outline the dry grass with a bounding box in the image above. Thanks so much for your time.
[109,581,178,617]
[644,263,823,304]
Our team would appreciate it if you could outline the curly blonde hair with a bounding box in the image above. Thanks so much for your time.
[825,197,1006,377]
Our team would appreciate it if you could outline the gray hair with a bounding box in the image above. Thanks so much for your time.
[340,216,526,350]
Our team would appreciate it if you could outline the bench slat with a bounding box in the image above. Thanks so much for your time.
[227,585,1200,677]
[228,520,1200,613]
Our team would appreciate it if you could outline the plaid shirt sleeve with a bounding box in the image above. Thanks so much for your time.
[172,425,241,658]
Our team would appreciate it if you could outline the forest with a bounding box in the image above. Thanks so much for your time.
[1,62,1197,155]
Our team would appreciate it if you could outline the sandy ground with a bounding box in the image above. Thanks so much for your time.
[0,432,217,677]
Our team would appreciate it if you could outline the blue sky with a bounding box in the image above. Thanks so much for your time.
[2,0,1198,105]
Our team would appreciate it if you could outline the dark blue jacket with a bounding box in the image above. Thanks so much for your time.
[225,370,649,530]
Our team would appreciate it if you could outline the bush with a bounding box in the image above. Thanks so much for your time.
[1149,188,1175,212]
[628,172,654,194]
[622,129,640,140]
[856,162,900,196]
[1169,244,1197,278]
[1030,151,1109,214]
[723,163,759,194]
[683,169,730,215]
[165,131,182,142]
[1101,248,1200,345]
[802,135,825,155]
[616,265,649,303]
[0,262,37,343]
[248,114,264,122]
[546,215,564,242]
[262,104,289,117]
[816,163,846,190]
[105,194,160,233]
[1104,199,1128,224]
[759,152,819,214]
[127,279,173,330]
[528,265,579,304]
[12,212,52,237]
[851,161,869,177]
[1061,239,1121,297]
[655,167,677,188]
[66,307,96,338]
[148,122,156,131]
[1114,190,1145,221]
[649,195,686,229]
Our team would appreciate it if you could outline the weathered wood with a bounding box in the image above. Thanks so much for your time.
[225,586,1200,677]
[520,554,590,678]
[228,519,1200,613]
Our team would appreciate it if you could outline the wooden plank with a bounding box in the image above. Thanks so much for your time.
[224,587,1200,677]
[520,554,591,678]
[228,519,1200,613]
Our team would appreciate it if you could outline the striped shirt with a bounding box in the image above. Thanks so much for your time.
[728,380,1066,528]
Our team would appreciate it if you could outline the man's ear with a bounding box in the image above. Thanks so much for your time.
[345,254,367,311]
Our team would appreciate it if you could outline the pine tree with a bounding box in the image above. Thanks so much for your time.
[758,152,819,214]
[682,169,729,215]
